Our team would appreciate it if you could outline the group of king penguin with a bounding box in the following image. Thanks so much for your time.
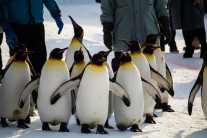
[0,15,178,134]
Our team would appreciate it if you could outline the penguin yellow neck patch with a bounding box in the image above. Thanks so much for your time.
[87,64,107,71]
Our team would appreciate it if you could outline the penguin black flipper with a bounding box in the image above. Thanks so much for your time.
[149,65,174,97]
[19,77,40,108]
[71,90,76,115]
[188,69,203,116]
[0,57,16,81]
[166,64,173,88]
[141,77,161,105]
[50,75,81,105]
[109,79,131,107]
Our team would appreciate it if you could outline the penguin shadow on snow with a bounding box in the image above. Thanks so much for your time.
[185,128,207,138]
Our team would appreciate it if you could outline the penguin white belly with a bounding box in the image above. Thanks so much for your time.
[131,54,156,115]
[76,65,109,129]
[37,60,71,125]
[154,49,169,103]
[202,67,207,118]
[65,38,90,70]
[0,62,30,120]
[114,62,144,127]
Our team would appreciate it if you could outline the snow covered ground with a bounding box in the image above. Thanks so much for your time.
[0,3,207,138]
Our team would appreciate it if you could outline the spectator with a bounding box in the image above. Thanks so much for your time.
[100,0,172,71]
[0,0,64,75]
[171,0,207,58]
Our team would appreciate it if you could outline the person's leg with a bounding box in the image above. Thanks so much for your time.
[168,15,178,53]
[159,27,165,51]
[30,23,47,75]
[194,28,207,58]
[182,30,195,58]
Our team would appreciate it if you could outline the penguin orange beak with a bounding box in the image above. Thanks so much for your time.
[119,39,132,46]
[103,50,112,57]
[77,47,82,55]
[58,47,68,54]
[23,51,33,56]
[68,15,78,29]
[152,34,161,40]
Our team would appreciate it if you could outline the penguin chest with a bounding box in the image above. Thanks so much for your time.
[37,59,71,124]
[131,53,151,81]
[76,65,109,127]
[65,38,90,70]
[202,67,207,118]
[144,54,157,70]
[71,61,87,79]
[154,49,166,77]
[114,62,144,126]
[0,61,30,119]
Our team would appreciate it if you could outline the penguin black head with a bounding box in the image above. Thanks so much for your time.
[69,16,84,41]
[120,39,141,53]
[92,53,106,65]
[119,51,132,62]
[49,47,68,59]
[98,50,112,60]
[10,40,28,52]
[142,44,160,54]
[74,48,84,62]
[145,34,161,44]
[15,50,32,61]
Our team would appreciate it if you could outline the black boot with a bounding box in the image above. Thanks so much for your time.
[81,124,91,134]
[1,117,9,127]
[104,119,113,129]
[96,125,108,134]
[59,122,69,132]
[17,119,29,129]
[130,124,142,132]
[200,44,207,58]
[183,46,194,58]
[42,122,51,131]
[76,118,80,126]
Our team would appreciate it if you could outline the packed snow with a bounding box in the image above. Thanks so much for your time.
[0,2,207,138]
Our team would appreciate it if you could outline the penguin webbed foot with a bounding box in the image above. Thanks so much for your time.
[24,115,31,124]
[81,124,91,134]
[153,113,158,117]
[104,120,114,129]
[1,118,9,127]
[145,115,156,124]
[130,124,142,132]
[117,125,127,131]
[59,122,69,132]
[17,119,29,129]
[42,122,52,131]
[76,118,80,126]
[96,125,108,134]
[162,103,175,112]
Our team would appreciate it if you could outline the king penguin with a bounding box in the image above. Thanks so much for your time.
[188,52,207,119]
[145,34,174,112]
[65,16,91,72]
[113,51,144,132]
[0,49,33,128]
[98,50,114,129]
[120,39,173,124]
[50,53,131,134]
[70,48,87,125]
[37,47,71,132]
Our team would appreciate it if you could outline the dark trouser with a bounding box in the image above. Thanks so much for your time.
[0,33,3,70]
[183,28,207,57]
[11,23,47,74]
